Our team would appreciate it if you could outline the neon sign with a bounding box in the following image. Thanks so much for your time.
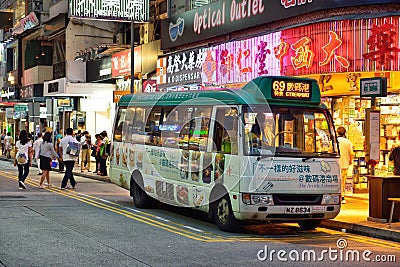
[319,31,349,68]
[290,37,314,70]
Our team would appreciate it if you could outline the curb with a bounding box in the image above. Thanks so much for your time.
[321,219,400,242]
[0,157,111,183]
[72,171,111,183]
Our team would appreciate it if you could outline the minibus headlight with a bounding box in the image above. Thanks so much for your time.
[242,194,274,205]
[322,194,340,205]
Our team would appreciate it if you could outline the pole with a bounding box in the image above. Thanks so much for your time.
[130,21,135,94]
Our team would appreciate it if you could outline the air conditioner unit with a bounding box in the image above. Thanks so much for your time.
[139,24,154,44]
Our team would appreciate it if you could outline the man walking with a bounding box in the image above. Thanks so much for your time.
[33,132,43,175]
[59,128,78,189]
[337,126,353,204]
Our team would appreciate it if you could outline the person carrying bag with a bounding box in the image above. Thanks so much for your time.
[37,132,59,188]
[14,130,32,190]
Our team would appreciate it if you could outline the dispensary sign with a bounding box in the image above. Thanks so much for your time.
[69,0,149,22]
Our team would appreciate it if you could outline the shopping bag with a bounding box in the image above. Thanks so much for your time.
[51,159,58,168]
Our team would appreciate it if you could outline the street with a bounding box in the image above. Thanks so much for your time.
[0,161,399,267]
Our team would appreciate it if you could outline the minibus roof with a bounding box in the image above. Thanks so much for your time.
[119,76,322,108]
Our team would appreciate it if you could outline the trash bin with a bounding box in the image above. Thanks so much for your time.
[367,175,400,222]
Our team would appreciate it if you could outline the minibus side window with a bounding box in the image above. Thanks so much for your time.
[113,107,127,142]
[212,107,238,154]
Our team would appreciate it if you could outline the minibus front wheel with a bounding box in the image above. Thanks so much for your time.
[214,195,238,232]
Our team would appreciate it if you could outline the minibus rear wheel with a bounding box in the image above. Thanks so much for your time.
[131,175,153,208]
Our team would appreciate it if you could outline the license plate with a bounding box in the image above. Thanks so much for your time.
[285,207,311,214]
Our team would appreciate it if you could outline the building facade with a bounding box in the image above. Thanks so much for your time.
[157,1,400,190]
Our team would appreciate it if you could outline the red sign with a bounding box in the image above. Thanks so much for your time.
[157,16,400,88]
[142,80,159,93]
[111,47,141,77]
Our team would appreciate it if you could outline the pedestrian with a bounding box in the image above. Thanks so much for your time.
[37,132,59,188]
[1,129,6,155]
[98,131,109,176]
[55,131,64,172]
[33,132,43,175]
[337,126,353,204]
[4,132,13,159]
[59,128,79,190]
[75,130,81,167]
[13,130,32,190]
[80,131,92,172]
[92,134,101,174]
[389,130,400,175]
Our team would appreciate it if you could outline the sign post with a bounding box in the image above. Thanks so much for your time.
[360,77,387,175]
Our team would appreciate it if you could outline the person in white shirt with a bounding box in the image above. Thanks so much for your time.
[59,128,78,189]
[4,132,13,159]
[33,132,43,175]
[37,132,59,188]
[337,126,353,204]
[13,130,33,189]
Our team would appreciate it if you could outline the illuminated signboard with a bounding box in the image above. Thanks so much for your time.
[111,47,141,77]
[360,77,387,97]
[69,0,150,22]
[271,79,312,100]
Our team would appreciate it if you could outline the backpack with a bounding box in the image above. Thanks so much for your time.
[66,141,81,156]
[16,151,28,165]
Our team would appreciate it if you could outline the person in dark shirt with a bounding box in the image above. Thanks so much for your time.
[389,133,400,175]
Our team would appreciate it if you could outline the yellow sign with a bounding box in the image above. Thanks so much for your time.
[302,71,400,97]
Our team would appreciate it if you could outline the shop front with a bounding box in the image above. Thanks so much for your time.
[43,77,115,136]
[157,15,400,195]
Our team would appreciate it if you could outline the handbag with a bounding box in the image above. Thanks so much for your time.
[16,151,28,164]
[91,146,97,157]
[66,141,81,156]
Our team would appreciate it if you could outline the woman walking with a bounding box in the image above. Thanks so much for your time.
[37,132,59,188]
[14,130,32,189]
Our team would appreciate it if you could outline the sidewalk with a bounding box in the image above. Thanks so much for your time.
[2,155,400,241]
[321,194,400,242]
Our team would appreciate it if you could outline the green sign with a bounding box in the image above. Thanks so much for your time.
[360,77,387,97]
[14,105,28,112]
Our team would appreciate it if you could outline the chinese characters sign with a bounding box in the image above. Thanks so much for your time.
[362,23,400,66]
[157,16,400,88]
[250,160,340,193]
[111,47,141,77]
[69,0,149,22]
[157,49,204,89]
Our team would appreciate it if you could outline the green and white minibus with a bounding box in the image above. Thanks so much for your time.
[110,76,341,231]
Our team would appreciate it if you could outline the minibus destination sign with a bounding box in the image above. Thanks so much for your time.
[271,79,312,100]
